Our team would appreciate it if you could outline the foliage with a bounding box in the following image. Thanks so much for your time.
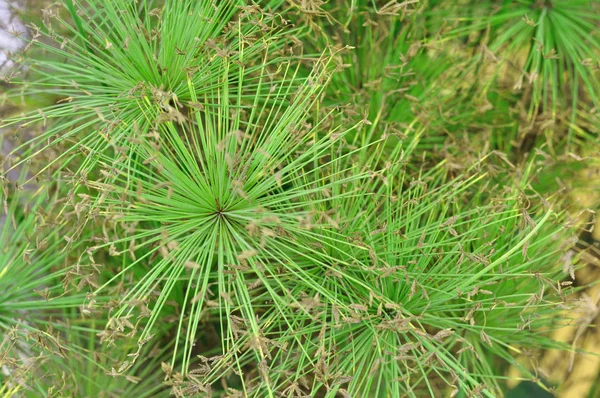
[1,0,598,397]
[424,0,600,148]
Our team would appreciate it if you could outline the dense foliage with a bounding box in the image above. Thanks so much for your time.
[1,0,598,397]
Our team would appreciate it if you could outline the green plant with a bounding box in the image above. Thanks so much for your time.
[1,0,597,397]
[23,323,171,397]
[214,154,582,397]
[0,175,77,336]
[425,0,600,148]
[286,0,453,154]
[82,53,376,378]
[1,0,294,178]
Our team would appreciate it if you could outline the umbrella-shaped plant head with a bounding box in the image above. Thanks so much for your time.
[1,0,297,179]
[77,50,379,386]
[424,0,600,149]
